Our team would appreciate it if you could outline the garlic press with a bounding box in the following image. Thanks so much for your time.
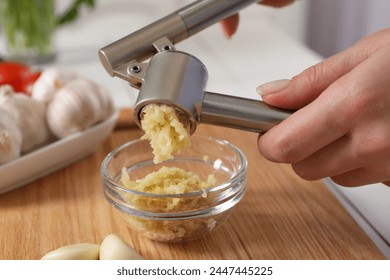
[98,0,292,134]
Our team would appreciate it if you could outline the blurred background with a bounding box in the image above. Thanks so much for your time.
[305,0,390,57]
[1,0,389,106]
[0,0,389,258]
[217,0,390,57]
[1,0,389,105]
[1,0,390,60]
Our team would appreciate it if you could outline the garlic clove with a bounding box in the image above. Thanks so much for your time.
[0,85,51,153]
[31,68,78,105]
[41,243,100,260]
[99,234,144,260]
[88,80,114,122]
[0,107,22,164]
[0,84,14,97]
[46,78,114,139]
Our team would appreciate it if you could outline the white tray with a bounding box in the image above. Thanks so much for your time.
[0,110,119,195]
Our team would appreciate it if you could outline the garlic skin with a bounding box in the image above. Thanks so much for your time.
[46,78,114,139]
[41,243,100,260]
[0,106,22,164]
[31,68,78,105]
[99,234,144,260]
[0,85,51,153]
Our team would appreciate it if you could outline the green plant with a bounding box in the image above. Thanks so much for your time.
[0,0,95,60]
[57,0,95,26]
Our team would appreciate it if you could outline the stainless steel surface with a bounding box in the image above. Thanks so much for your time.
[100,0,290,134]
[201,92,292,133]
[133,51,208,134]
[134,51,292,134]
[177,0,261,37]
[98,13,187,78]
[98,0,260,84]
[126,61,149,89]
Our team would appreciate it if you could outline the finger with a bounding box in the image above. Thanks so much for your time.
[220,14,239,38]
[291,104,390,179]
[257,53,364,109]
[257,30,388,109]
[330,165,390,187]
[220,1,294,37]
[291,135,358,181]
[257,32,390,164]
[261,0,295,8]
[258,76,351,163]
[258,67,385,164]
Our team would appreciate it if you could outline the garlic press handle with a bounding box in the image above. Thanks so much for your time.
[98,0,261,81]
[177,0,261,37]
[201,92,293,133]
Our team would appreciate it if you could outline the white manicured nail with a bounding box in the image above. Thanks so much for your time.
[256,79,290,97]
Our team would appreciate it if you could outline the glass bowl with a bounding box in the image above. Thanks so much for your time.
[101,134,247,242]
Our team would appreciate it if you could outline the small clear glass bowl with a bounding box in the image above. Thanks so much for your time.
[101,135,247,242]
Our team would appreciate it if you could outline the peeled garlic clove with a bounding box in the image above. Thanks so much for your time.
[41,243,100,260]
[31,68,78,105]
[0,106,22,164]
[99,234,144,260]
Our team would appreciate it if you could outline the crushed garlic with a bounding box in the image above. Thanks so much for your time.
[120,166,217,242]
[121,166,216,191]
[126,104,220,241]
[140,104,191,163]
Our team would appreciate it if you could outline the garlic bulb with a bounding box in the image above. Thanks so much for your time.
[0,106,22,164]
[0,85,51,153]
[46,78,114,139]
[31,68,78,105]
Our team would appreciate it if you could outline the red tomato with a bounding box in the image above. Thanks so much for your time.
[0,62,42,95]
[0,62,31,92]
[20,71,42,96]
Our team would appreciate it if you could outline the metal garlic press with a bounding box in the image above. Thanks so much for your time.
[98,0,292,134]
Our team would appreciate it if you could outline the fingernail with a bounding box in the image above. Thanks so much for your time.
[256,79,290,97]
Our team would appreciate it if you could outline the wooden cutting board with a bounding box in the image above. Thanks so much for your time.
[0,109,384,260]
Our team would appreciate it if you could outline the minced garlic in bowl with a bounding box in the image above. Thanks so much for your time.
[101,135,247,242]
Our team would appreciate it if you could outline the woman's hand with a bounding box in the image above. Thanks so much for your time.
[220,0,295,37]
[256,28,390,187]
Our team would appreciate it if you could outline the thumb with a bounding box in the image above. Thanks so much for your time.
[256,47,370,109]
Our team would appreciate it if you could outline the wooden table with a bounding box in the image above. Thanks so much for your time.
[0,109,384,260]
